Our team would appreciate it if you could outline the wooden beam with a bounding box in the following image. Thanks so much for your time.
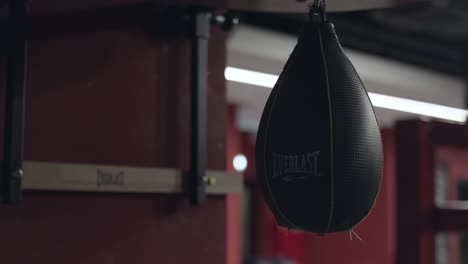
[435,202,468,232]
[21,161,242,195]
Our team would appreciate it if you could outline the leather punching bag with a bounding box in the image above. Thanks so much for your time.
[256,1,383,234]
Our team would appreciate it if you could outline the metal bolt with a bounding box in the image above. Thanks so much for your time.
[12,168,23,178]
[203,176,216,186]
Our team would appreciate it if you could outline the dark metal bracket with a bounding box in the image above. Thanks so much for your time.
[186,8,238,206]
[0,0,29,204]
[189,11,210,206]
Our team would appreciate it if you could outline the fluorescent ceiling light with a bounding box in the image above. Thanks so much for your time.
[225,66,468,123]
[225,67,278,88]
[368,93,468,123]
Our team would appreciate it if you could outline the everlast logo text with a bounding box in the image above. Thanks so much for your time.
[97,170,125,187]
[272,151,320,181]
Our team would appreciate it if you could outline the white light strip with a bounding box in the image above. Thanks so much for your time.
[225,67,278,88]
[225,66,468,123]
[368,93,468,123]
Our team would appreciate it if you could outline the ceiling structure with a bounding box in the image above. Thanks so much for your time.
[236,0,468,76]
[226,0,467,133]
[213,0,426,13]
[1,0,464,133]
[226,25,465,132]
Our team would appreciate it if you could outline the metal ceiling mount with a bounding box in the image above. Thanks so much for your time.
[309,0,327,22]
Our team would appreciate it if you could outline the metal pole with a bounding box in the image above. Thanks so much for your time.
[1,0,29,203]
[189,11,210,205]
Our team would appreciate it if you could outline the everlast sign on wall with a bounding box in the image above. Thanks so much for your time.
[256,1,383,235]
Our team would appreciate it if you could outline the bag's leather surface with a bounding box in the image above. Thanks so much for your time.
[256,18,383,234]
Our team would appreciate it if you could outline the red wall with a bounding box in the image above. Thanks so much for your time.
[227,105,243,173]
[0,194,227,263]
[226,105,242,264]
[0,3,231,264]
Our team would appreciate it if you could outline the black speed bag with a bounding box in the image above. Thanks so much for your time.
[255,15,383,234]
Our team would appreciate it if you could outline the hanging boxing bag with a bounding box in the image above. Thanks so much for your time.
[256,1,383,234]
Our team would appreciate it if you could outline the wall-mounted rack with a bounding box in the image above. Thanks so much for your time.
[0,3,241,205]
[22,161,242,195]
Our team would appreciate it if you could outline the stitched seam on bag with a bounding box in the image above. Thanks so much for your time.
[335,32,384,230]
[319,26,335,234]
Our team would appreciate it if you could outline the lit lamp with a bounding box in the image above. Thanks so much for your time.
[233,154,248,173]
